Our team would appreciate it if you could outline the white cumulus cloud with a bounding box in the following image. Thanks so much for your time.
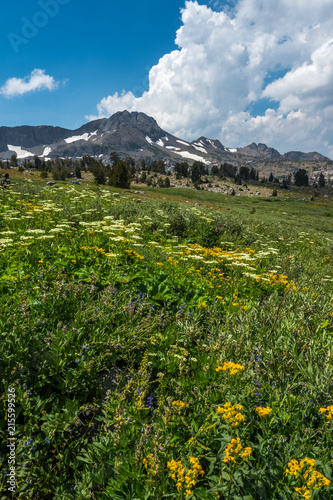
[88,0,333,157]
[0,69,59,98]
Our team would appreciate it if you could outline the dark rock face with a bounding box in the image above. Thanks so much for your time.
[103,111,162,138]
[0,136,7,152]
[100,111,166,146]
[0,125,72,149]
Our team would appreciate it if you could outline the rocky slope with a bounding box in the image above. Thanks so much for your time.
[0,111,330,165]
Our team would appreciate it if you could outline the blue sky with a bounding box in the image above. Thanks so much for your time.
[1,0,333,157]
[0,0,185,128]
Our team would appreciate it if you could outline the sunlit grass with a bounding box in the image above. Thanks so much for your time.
[0,180,332,499]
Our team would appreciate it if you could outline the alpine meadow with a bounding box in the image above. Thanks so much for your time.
[0,171,332,499]
[1,0,333,497]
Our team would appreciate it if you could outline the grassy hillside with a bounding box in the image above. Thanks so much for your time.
[0,178,332,499]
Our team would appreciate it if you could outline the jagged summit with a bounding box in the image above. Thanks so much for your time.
[191,137,225,153]
[236,142,281,159]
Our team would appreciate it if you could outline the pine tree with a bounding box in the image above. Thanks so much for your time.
[92,162,106,185]
[10,153,17,167]
[211,165,219,176]
[180,162,189,178]
[140,171,147,183]
[294,169,309,186]
[318,173,326,187]
[190,161,205,183]
[34,155,42,170]
[75,165,82,179]
[108,154,130,189]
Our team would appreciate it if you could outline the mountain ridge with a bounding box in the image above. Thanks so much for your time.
[0,111,330,163]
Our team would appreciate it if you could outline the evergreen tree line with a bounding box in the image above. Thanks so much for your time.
[262,169,328,188]
[90,154,170,188]
[0,153,330,189]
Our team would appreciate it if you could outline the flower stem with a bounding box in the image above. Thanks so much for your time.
[227,463,236,500]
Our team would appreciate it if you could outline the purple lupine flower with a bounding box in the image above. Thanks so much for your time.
[145,396,154,408]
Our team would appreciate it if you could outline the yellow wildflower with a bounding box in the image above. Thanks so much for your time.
[255,406,273,418]
[168,457,204,497]
[217,402,245,427]
[285,458,331,498]
[167,460,185,492]
[143,453,154,472]
[223,438,252,464]
[307,470,331,488]
[294,486,311,499]
[172,400,189,409]
[216,361,245,376]
[319,405,333,421]
[285,459,302,478]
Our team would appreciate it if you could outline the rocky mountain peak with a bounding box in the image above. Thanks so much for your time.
[237,142,281,158]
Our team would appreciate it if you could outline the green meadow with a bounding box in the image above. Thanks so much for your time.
[0,178,332,499]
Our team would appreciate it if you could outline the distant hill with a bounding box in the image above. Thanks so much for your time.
[282,151,330,161]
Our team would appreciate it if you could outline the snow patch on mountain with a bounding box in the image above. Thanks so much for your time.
[145,136,153,145]
[41,146,52,157]
[8,145,33,158]
[177,139,190,146]
[192,143,207,153]
[65,131,97,144]
[156,139,164,147]
[173,150,210,164]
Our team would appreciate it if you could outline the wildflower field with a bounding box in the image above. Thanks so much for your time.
[0,179,332,499]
